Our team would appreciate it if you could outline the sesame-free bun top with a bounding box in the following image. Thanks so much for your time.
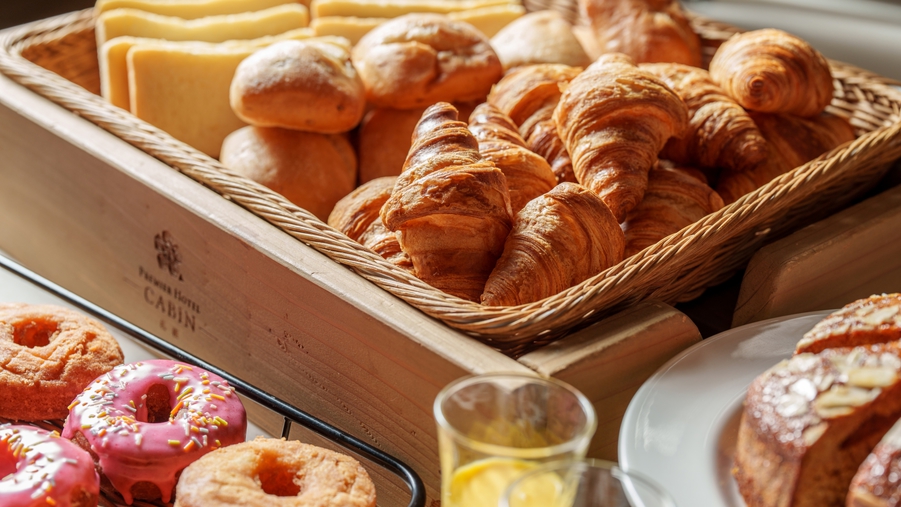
[490,10,591,70]
[351,13,503,110]
[220,126,357,222]
[230,37,366,133]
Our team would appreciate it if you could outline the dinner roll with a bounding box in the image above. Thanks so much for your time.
[351,13,502,109]
[230,38,365,133]
[490,10,591,70]
[220,126,357,221]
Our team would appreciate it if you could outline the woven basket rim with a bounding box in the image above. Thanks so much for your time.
[1,8,900,353]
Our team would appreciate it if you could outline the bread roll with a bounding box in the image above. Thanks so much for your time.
[230,38,365,133]
[220,126,357,221]
[490,10,591,70]
[576,0,701,66]
[351,13,503,109]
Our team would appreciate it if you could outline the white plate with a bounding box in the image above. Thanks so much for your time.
[618,310,834,507]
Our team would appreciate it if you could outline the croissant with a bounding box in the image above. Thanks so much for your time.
[327,176,413,272]
[622,166,724,257]
[487,63,584,184]
[381,102,513,302]
[468,103,557,214]
[641,62,767,176]
[481,182,625,306]
[709,28,834,118]
[716,112,856,204]
[577,0,702,66]
[553,53,689,222]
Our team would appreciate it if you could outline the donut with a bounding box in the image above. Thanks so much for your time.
[62,359,247,504]
[174,437,377,507]
[0,303,124,421]
[1,423,100,506]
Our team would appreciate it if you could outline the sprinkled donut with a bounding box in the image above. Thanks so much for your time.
[0,303,124,421]
[1,424,100,507]
[62,359,247,504]
[174,437,377,507]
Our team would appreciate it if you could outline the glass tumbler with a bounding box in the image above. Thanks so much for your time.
[434,373,597,507]
[500,459,677,507]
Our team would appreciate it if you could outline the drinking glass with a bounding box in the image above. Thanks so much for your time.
[500,458,677,507]
[434,373,597,507]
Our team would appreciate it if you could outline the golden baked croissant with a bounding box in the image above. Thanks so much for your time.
[327,176,413,272]
[487,63,583,184]
[716,112,855,204]
[468,102,557,214]
[622,165,724,257]
[641,62,768,175]
[553,53,689,222]
[577,0,702,66]
[709,28,834,118]
[381,102,513,302]
[481,182,624,306]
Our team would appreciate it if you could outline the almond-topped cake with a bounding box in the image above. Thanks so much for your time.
[848,418,901,507]
[796,294,901,355]
[734,344,901,507]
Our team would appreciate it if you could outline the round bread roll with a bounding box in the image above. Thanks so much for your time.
[351,13,503,110]
[220,126,357,221]
[490,10,591,70]
[230,38,365,133]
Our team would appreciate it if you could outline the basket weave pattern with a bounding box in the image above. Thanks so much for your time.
[1,8,900,355]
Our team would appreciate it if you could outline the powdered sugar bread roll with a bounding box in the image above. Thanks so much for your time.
[351,13,503,109]
[230,37,365,133]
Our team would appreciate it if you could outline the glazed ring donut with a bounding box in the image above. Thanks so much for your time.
[174,437,377,507]
[0,303,124,421]
[1,424,100,506]
[61,359,247,504]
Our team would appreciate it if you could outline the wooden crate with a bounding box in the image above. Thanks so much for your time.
[734,180,901,326]
[0,68,701,504]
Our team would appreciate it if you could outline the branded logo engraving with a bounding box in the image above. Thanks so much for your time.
[155,231,183,281]
[140,231,201,337]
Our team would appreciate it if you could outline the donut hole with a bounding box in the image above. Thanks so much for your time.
[258,452,302,497]
[12,318,60,348]
[143,384,172,423]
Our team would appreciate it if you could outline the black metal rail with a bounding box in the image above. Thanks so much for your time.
[0,254,426,507]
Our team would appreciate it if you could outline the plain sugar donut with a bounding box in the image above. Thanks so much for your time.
[0,303,124,421]
[62,359,247,504]
[0,424,100,506]
[174,437,377,507]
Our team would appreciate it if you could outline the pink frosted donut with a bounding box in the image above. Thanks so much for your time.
[1,424,100,507]
[62,359,247,504]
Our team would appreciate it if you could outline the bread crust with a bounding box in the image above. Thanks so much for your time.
[481,182,624,306]
[489,10,591,70]
[351,13,502,109]
[220,126,357,222]
[230,38,365,133]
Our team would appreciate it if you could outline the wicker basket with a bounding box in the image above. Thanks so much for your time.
[2,7,900,355]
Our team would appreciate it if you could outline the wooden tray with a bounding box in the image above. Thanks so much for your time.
[2,9,900,355]
[0,63,700,504]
